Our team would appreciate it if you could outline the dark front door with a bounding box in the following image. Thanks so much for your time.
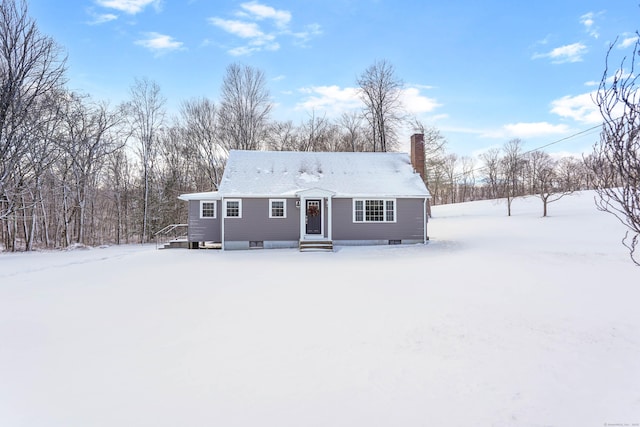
[305,200,322,234]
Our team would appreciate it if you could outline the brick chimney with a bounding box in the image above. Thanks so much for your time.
[410,133,425,181]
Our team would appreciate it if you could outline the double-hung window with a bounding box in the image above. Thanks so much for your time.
[353,199,396,223]
[200,201,216,219]
[269,199,286,218]
[224,199,242,218]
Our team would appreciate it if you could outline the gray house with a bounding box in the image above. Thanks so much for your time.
[178,134,430,250]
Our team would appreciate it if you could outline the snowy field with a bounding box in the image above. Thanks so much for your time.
[0,191,638,427]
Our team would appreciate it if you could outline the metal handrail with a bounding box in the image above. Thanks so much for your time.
[155,223,188,236]
[155,223,188,249]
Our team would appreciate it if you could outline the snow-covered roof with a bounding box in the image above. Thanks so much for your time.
[215,150,430,198]
[178,191,221,201]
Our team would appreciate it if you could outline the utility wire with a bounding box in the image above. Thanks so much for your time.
[520,124,602,156]
[436,123,604,182]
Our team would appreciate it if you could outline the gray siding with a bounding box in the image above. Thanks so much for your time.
[332,198,425,241]
[186,197,426,247]
[188,200,221,242]
[224,198,300,242]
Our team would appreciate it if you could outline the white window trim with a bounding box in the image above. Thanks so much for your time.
[353,198,397,223]
[269,199,287,218]
[200,200,217,219]
[224,199,242,218]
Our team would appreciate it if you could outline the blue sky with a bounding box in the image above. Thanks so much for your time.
[27,0,640,156]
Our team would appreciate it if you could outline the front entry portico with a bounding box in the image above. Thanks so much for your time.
[296,188,335,242]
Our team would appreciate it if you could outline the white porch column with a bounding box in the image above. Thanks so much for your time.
[327,197,332,241]
[299,196,306,241]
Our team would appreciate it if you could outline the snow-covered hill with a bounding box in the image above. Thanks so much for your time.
[0,191,637,426]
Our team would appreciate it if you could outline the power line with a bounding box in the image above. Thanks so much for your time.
[521,124,602,155]
[434,123,604,182]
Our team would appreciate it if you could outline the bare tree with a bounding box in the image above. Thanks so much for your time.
[338,111,366,152]
[480,148,501,199]
[104,147,133,245]
[218,63,272,151]
[157,125,193,227]
[442,153,458,204]
[126,77,166,243]
[557,156,588,191]
[23,91,64,249]
[57,93,123,245]
[410,119,448,204]
[500,139,525,216]
[7,92,62,251]
[357,59,404,152]
[411,119,447,161]
[425,156,447,206]
[590,36,640,264]
[180,98,224,189]
[527,151,577,217]
[0,0,66,222]
[265,120,298,151]
[298,111,333,151]
[459,156,476,202]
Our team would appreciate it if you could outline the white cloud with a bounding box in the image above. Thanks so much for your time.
[580,13,594,29]
[533,42,587,63]
[482,122,571,139]
[135,32,184,55]
[95,0,161,14]
[550,92,601,124]
[401,87,441,114]
[505,122,570,137]
[580,12,601,39]
[535,35,552,46]
[291,23,323,46]
[87,12,118,25]
[430,113,450,121]
[208,3,320,56]
[585,70,633,87]
[228,46,258,56]
[209,17,279,54]
[295,84,441,119]
[296,85,362,115]
[619,34,639,49]
[228,42,279,56]
[208,18,264,39]
[412,84,437,90]
[239,1,291,29]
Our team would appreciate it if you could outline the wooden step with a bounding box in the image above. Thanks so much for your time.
[299,240,333,252]
[159,239,189,249]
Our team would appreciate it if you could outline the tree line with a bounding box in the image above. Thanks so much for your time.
[0,1,405,251]
[1,0,638,265]
[421,136,589,217]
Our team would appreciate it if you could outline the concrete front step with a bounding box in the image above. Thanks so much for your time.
[159,240,189,249]
[299,240,333,252]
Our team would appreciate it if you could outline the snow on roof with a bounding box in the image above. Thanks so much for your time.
[178,191,221,201]
[216,150,430,198]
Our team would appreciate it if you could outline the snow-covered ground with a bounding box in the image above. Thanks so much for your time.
[0,191,638,427]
